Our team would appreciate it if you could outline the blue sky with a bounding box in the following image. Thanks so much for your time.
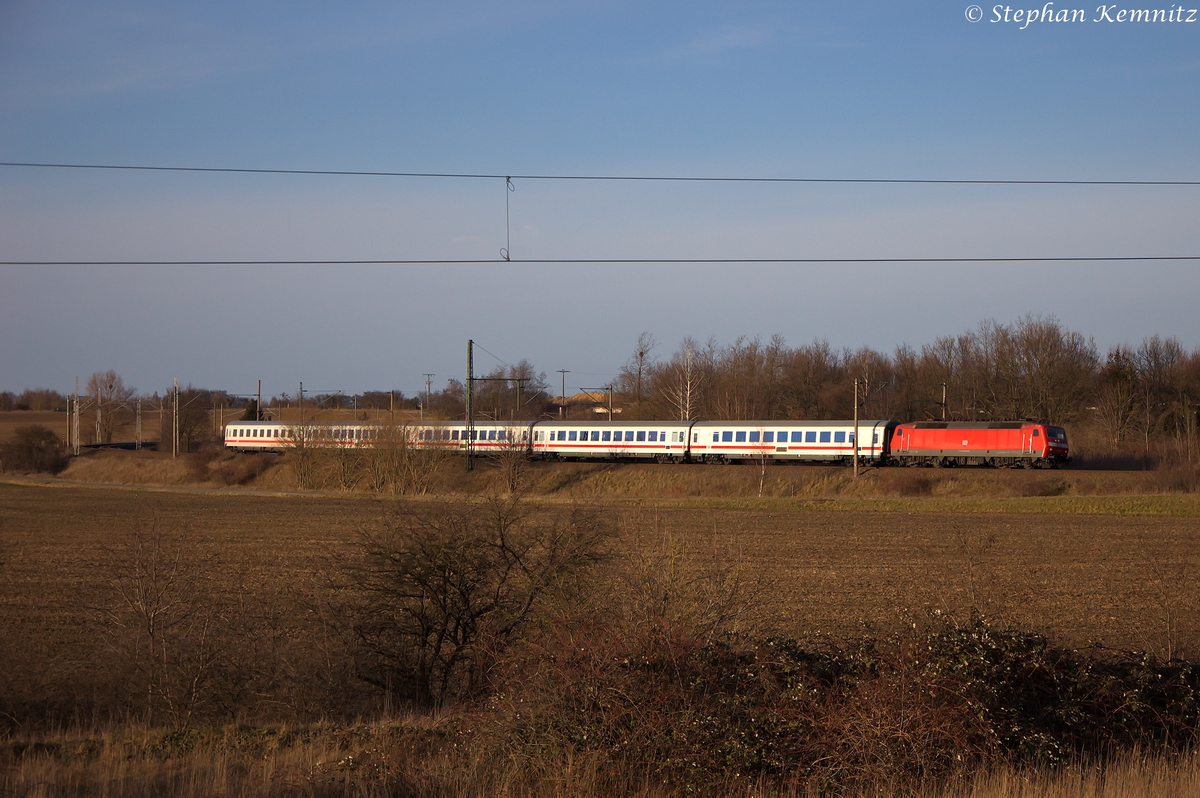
[2,1,1198,398]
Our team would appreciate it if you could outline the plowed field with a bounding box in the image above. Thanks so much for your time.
[2,481,1197,655]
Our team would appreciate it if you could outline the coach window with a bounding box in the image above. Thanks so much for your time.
[693,433,699,443]
[567,431,576,441]
[789,431,800,443]
[820,431,831,443]
[735,431,746,443]
[597,430,607,442]
[713,432,719,442]
[622,431,631,441]
[648,431,657,442]
[763,432,773,443]
[749,431,759,442]
[805,431,816,443]
[487,430,496,440]
[834,431,846,443]
[637,431,646,441]
[589,430,598,441]
[498,430,507,440]
[720,431,731,442]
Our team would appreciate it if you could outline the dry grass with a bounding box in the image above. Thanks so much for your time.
[32,448,1200,513]
[932,751,1200,798]
[3,723,1200,798]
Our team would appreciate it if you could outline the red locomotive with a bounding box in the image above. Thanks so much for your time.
[890,421,1069,468]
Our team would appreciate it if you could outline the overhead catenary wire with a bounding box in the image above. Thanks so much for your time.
[2,161,1199,185]
[4,161,1196,266]
[3,256,1199,265]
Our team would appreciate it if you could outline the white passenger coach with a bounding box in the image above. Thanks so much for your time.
[225,418,896,465]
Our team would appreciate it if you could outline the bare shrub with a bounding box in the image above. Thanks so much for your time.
[211,453,274,486]
[89,524,224,728]
[0,425,68,474]
[340,494,614,707]
[891,471,935,497]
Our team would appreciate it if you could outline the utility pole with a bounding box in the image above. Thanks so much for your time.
[72,376,80,455]
[853,378,859,479]
[606,384,613,420]
[257,379,262,421]
[173,378,179,458]
[424,373,433,420]
[298,382,304,423]
[465,341,474,470]
[136,398,142,451]
[558,370,570,418]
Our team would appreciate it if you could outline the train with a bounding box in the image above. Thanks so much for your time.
[225,417,1069,468]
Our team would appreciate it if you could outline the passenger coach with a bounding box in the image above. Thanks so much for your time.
[689,420,896,464]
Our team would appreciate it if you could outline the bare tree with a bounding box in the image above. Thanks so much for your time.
[658,336,706,421]
[1094,346,1141,454]
[86,370,135,444]
[617,332,659,416]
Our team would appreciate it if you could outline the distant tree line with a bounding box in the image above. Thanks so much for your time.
[612,316,1200,462]
[6,317,1199,461]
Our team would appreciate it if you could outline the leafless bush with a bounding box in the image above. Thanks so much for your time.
[89,523,224,728]
[340,494,614,707]
[0,425,68,474]
[891,471,935,497]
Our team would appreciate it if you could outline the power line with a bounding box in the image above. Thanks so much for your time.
[2,161,1198,186]
[3,256,1198,265]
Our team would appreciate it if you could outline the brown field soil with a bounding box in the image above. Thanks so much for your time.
[2,480,1198,654]
[0,411,73,443]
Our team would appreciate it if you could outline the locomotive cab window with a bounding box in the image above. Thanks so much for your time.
[1033,429,1040,437]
